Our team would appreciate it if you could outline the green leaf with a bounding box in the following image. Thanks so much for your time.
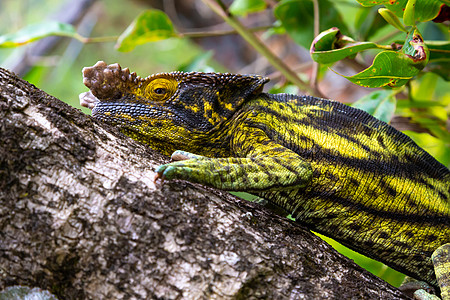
[274,0,349,49]
[352,90,397,123]
[229,0,267,16]
[0,22,77,48]
[341,28,428,88]
[355,0,443,22]
[116,9,178,52]
[378,8,407,32]
[401,28,429,67]
[341,51,412,87]
[310,27,378,64]
[403,0,417,25]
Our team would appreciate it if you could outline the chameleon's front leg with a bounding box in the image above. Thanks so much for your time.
[155,137,312,192]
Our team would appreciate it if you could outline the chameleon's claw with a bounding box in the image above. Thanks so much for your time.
[155,164,179,181]
[154,162,195,183]
[153,165,169,183]
[153,172,164,183]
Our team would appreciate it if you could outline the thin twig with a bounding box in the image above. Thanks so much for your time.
[78,26,272,43]
[179,25,272,38]
[82,35,118,43]
[267,62,313,81]
[201,0,319,96]
[374,29,403,44]
[310,0,320,94]
[264,0,278,7]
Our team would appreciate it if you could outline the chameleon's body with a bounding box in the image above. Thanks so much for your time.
[81,61,450,298]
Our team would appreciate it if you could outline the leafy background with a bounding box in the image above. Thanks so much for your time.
[1,0,449,289]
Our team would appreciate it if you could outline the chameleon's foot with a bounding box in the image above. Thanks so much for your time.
[155,163,193,182]
[153,150,312,191]
[413,289,441,300]
[432,243,450,300]
[154,151,207,181]
[404,244,450,300]
[399,276,436,299]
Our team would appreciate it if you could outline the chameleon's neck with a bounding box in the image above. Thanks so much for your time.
[121,124,234,158]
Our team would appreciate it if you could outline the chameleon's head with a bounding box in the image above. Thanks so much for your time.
[80,61,268,155]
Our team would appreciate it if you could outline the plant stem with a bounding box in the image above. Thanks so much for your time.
[376,44,397,50]
[78,35,119,43]
[179,25,272,38]
[374,29,403,44]
[201,0,319,96]
[77,26,273,44]
[310,0,320,93]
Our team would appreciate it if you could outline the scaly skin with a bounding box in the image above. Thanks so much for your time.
[81,61,450,298]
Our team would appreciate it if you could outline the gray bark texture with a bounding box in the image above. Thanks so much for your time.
[0,67,409,299]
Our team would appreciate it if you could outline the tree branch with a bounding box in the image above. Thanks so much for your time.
[0,67,409,299]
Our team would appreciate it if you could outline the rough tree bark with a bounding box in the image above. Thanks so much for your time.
[0,67,409,299]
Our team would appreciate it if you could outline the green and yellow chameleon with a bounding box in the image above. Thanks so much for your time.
[80,61,449,299]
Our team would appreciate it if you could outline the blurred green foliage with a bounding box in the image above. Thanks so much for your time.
[0,0,208,115]
[1,0,449,290]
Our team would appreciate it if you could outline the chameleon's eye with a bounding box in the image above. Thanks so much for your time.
[145,77,177,101]
[154,88,166,95]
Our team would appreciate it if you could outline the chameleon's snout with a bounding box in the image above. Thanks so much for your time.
[79,91,98,110]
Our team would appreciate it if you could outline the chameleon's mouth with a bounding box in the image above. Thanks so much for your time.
[80,91,181,126]
[92,101,178,124]
[80,91,201,138]
[89,99,203,143]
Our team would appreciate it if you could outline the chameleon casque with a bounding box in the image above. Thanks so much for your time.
[80,61,450,299]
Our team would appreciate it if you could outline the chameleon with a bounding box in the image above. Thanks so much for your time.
[80,61,450,299]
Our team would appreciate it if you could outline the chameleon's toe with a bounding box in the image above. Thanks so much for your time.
[155,164,169,180]
[413,289,440,300]
[155,163,191,181]
[159,165,177,179]
[399,278,437,299]
[171,150,204,161]
[432,243,450,300]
